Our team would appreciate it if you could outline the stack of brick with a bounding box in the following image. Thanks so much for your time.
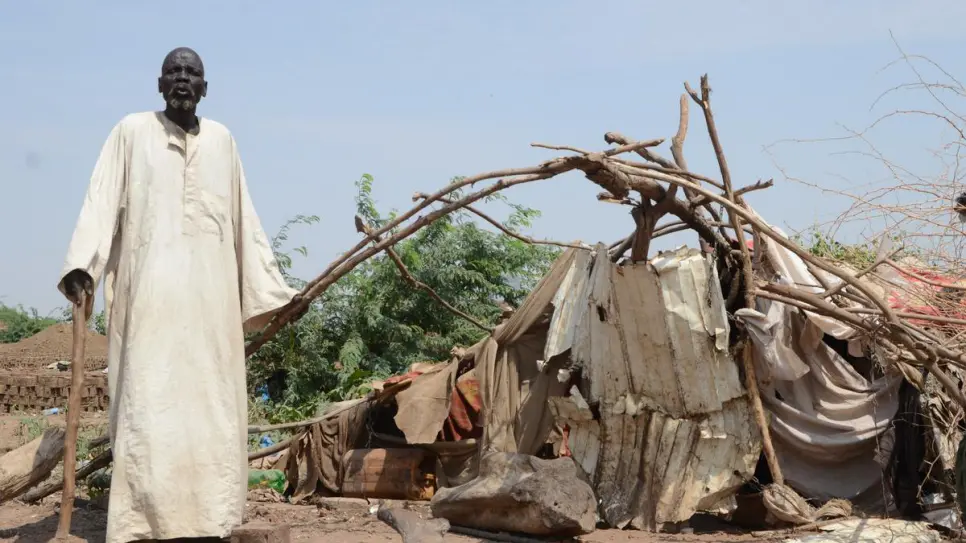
[0,371,109,413]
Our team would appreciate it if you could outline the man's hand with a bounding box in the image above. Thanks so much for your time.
[62,269,94,306]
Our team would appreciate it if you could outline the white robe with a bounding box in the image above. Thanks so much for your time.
[58,111,297,543]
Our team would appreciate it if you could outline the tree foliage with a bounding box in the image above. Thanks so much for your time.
[247,174,560,416]
[0,304,60,344]
[793,229,915,270]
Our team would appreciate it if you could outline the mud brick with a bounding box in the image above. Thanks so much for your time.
[14,375,38,387]
[231,523,290,543]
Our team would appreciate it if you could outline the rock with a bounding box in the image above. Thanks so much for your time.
[230,522,291,543]
[377,505,449,543]
[430,452,597,537]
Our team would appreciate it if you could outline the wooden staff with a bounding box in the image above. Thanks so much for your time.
[56,290,89,539]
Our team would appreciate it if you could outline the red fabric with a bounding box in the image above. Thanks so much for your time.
[441,376,482,442]
[888,267,966,327]
[386,367,483,442]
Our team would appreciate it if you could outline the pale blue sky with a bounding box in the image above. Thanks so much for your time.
[2,1,965,313]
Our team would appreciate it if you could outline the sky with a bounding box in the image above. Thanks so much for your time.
[2,1,966,314]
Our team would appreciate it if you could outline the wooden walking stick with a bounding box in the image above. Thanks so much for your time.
[56,290,89,539]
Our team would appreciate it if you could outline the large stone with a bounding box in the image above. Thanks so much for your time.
[230,522,291,543]
[430,452,597,537]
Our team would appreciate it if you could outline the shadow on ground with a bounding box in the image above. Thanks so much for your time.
[0,499,106,543]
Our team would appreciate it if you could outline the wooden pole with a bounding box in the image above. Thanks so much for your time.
[56,291,88,539]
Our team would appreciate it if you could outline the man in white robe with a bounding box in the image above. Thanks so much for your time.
[58,47,298,543]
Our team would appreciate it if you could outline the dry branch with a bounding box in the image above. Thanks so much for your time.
[412,193,586,250]
[249,433,303,462]
[690,179,774,207]
[21,447,112,504]
[245,139,698,356]
[685,74,785,486]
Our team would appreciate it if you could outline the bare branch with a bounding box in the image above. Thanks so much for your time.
[412,193,588,250]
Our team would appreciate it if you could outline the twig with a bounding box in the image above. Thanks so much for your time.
[413,193,586,250]
[532,137,665,156]
[604,151,725,191]
[529,143,591,154]
[653,220,752,240]
[670,93,691,172]
[689,178,775,207]
[847,307,966,327]
[355,214,494,332]
[820,248,903,298]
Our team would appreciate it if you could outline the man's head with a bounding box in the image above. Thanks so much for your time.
[158,47,207,111]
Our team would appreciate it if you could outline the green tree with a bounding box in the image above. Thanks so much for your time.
[0,304,60,344]
[247,175,559,418]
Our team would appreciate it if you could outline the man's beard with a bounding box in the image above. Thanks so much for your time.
[166,96,196,111]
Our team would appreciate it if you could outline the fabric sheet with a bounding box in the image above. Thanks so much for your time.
[58,112,297,543]
[741,219,901,502]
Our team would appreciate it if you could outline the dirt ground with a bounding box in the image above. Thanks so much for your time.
[0,496,788,543]
[0,413,786,542]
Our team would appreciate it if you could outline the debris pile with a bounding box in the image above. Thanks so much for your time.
[238,74,965,541]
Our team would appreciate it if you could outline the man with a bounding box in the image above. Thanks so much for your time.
[58,47,298,543]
